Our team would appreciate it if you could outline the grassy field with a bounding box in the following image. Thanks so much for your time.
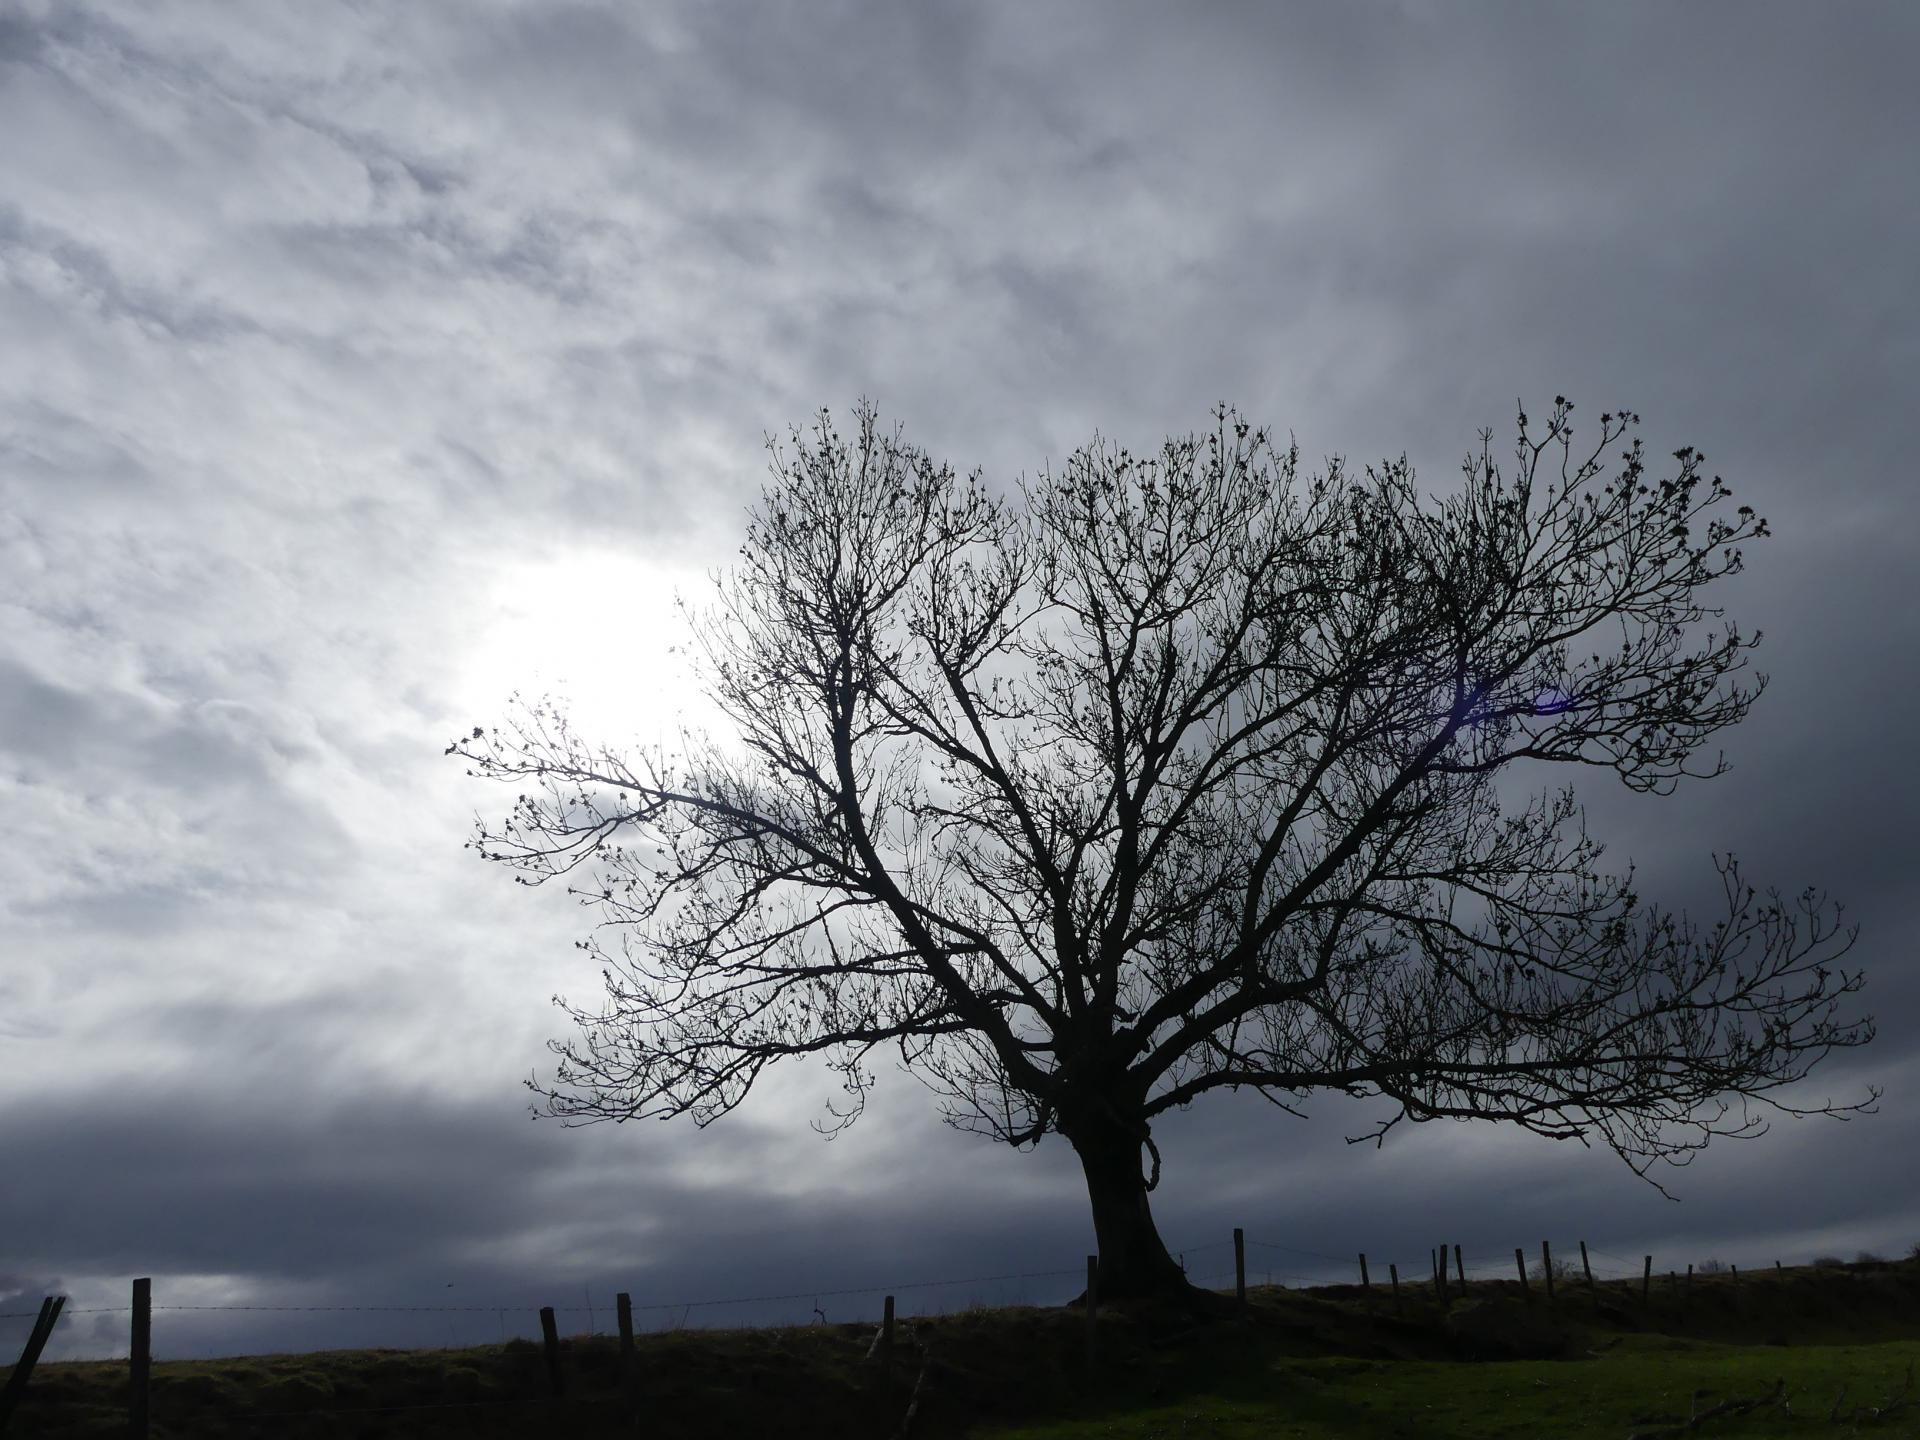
[6,1260,1920,1437]
[979,1338,1920,1438]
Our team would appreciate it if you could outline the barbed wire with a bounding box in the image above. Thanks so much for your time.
[1243,1238,1352,1264]
[0,1306,128,1318]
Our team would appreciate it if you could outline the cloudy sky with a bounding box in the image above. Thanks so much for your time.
[3,1,1916,1362]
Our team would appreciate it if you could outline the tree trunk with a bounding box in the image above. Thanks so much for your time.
[1068,1112,1192,1301]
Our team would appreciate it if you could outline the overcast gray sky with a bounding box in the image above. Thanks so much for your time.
[3,1,1916,1362]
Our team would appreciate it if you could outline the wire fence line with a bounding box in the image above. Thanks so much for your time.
[0,1264,1089,1327]
[4,1236,1889,1439]
[1245,1237,1352,1263]
[0,1236,1246,1330]
[0,1307,126,1319]
[1,1231,1828,1336]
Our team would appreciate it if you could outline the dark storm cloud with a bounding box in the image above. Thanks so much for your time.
[13,1053,1910,1360]
[0,1069,1109,1359]
[1146,1057,1920,1268]
[3,1093,542,1282]
[3,0,1916,1361]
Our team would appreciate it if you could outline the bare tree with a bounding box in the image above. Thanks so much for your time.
[450,398,1873,1301]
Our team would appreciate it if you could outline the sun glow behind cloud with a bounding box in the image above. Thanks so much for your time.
[456,546,731,755]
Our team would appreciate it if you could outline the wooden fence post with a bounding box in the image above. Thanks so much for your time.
[1233,1229,1246,1311]
[131,1278,151,1440]
[881,1296,895,1387]
[1642,1256,1652,1305]
[1389,1263,1401,1316]
[1542,1242,1555,1304]
[1453,1245,1465,1292]
[1432,1249,1444,1303]
[1358,1253,1371,1293]
[1085,1256,1099,1373]
[0,1295,67,1432]
[538,1306,564,1398]
[1579,1242,1595,1295]
[1514,1248,1530,1301]
[1685,1262,1693,1301]
[615,1292,634,1417]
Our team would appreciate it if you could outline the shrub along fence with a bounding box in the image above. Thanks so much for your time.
[0,1235,1872,1437]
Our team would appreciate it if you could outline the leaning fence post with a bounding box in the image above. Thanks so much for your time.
[1579,1242,1595,1295]
[0,1295,67,1431]
[1453,1244,1465,1292]
[538,1306,564,1398]
[1642,1256,1652,1305]
[1234,1229,1246,1311]
[1389,1262,1402,1316]
[130,1278,151,1440]
[1085,1256,1099,1373]
[1358,1253,1371,1294]
[615,1292,635,1416]
[1542,1241,1555,1304]
[881,1295,895,1387]
[1515,1248,1530,1301]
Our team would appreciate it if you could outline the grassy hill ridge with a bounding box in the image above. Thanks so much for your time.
[7,1256,1920,1438]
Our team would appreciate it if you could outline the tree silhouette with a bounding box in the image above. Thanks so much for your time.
[450,398,1873,1301]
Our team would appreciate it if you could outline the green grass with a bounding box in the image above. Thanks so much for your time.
[980,1337,1920,1438]
[6,1260,1920,1437]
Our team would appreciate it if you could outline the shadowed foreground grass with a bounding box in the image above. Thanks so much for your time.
[982,1338,1920,1438]
[6,1260,1920,1437]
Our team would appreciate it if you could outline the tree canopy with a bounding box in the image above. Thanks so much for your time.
[451,398,1873,1299]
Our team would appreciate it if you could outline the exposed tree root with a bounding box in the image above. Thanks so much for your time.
[1627,1378,1788,1438]
[1829,1360,1914,1427]
[1627,1363,1913,1438]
